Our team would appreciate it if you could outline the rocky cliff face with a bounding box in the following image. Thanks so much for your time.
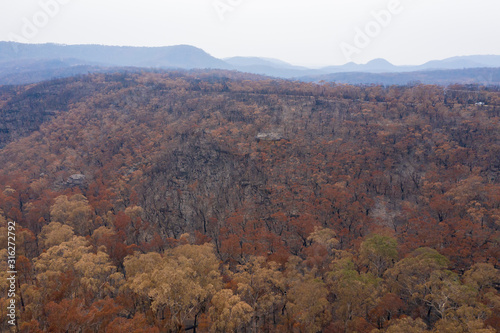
[139,133,264,238]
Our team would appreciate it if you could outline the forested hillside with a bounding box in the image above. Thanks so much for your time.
[0,71,499,332]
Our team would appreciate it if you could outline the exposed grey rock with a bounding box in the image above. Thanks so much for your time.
[255,132,284,141]
[67,173,85,186]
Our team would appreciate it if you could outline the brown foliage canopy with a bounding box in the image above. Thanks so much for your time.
[0,71,498,331]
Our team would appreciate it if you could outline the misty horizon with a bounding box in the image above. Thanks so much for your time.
[1,0,499,67]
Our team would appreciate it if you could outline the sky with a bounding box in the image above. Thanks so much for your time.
[1,0,499,67]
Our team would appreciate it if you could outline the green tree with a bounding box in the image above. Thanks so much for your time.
[360,234,398,277]
[384,247,449,309]
[328,257,380,332]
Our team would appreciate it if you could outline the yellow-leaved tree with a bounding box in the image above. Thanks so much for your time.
[50,194,94,235]
[38,222,75,249]
[33,236,123,301]
[231,256,286,332]
[124,243,222,332]
[209,289,254,332]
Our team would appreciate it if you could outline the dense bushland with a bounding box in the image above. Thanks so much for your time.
[0,71,498,332]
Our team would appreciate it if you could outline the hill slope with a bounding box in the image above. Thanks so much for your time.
[0,71,498,331]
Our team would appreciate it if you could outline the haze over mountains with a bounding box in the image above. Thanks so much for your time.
[1,42,500,85]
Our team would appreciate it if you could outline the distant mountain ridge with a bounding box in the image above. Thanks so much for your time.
[0,42,499,85]
[0,42,230,69]
[300,67,500,86]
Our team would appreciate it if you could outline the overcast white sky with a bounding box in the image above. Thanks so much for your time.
[1,0,499,66]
